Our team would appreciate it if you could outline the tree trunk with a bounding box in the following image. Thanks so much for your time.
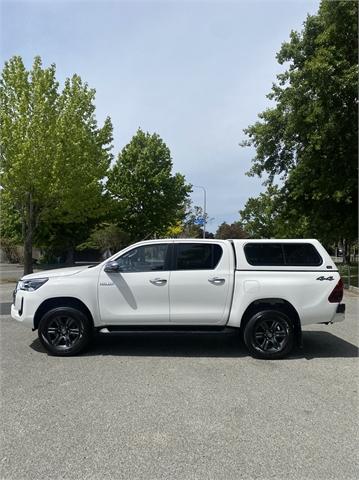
[23,232,33,275]
[343,239,351,264]
[345,241,352,264]
[23,194,34,275]
[65,246,75,266]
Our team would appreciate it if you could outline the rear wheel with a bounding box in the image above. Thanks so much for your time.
[243,310,294,359]
[38,307,93,356]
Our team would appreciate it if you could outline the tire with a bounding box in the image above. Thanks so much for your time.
[38,307,93,356]
[243,310,294,359]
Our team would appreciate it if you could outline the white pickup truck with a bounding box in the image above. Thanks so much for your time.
[11,239,345,359]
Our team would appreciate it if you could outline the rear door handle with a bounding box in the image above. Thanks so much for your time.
[208,277,225,285]
[150,278,167,286]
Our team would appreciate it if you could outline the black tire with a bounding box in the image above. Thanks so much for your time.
[243,310,294,359]
[38,307,93,356]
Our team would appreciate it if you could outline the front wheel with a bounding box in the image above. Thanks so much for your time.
[38,307,93,356]
[243,310,294,359]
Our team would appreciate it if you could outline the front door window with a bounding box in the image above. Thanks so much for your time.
[116,244,169,272]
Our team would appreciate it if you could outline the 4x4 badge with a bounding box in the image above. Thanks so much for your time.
[316,276,334,281]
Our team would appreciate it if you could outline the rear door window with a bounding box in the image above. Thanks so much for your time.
[175,243,223,270]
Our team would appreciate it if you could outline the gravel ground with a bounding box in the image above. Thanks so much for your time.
[0,290,358,480]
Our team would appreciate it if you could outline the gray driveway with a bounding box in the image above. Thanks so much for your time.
[0,287,358,480]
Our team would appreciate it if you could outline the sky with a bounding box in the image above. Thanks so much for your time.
[1,0,320,232]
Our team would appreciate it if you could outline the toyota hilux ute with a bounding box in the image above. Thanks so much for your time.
[11,239,345,359]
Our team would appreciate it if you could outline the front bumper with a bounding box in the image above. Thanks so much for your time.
[11,295,34,329]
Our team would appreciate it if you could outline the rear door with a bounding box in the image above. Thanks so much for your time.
[169,241,233,325]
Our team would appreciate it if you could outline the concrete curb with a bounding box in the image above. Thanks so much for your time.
[348,285,359,295]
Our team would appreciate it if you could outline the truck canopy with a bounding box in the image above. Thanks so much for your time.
[231,239,336,271]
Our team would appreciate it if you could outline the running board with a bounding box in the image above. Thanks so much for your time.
[97,325,237,335]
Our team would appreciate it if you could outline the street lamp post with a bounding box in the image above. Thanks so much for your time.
[193,185,207,239]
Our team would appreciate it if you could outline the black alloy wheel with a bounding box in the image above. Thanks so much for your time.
[38,307,92,356]
[244,310,294,359]
[46,314,82,348]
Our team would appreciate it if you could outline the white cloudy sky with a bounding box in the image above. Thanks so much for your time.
[1,0,319,231]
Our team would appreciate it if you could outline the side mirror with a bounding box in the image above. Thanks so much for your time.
[104,261,121,273]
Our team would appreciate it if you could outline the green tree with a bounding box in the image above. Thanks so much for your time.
[0,191,23,262]
[0,56,113,273]
[215,221,247,240]
[107,129,191,241]
[79,223,130,256]
[238,187,282,239]
[36,220,99,265]
[180,204,209,238]
[241,0,358,245]
[238,186,312,239]
[163,202,206,238]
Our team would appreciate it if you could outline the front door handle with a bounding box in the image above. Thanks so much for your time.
[208,277,225,285]
[150,278,167,286]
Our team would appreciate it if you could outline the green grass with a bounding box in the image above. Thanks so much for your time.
[335,262,358,288]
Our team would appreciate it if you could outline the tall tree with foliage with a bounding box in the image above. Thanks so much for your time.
[239,187,281,239]
[241,0,358,246]
[164,202,211,238]
[107,129,190,241]
[0,56,113,273]
[78,223,130,257]
[215,221,247,240]
[181,204,210,238]
[239,186,313,239]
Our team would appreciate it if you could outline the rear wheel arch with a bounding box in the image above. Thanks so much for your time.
[240,298,302,345]
[34,297,94,330]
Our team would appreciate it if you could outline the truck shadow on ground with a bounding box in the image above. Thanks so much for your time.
[300,331,358,359]
[30,330,358,359]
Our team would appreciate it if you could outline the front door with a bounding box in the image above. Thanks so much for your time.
[98,242,171,324]
[169,241,232,325]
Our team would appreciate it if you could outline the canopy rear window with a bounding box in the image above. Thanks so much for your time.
[244,243,322,267]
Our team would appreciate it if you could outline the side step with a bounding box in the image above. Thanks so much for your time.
[97,325,238,335]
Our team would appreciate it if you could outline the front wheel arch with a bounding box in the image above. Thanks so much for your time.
[34,297,94,330]
[38,306,93,356]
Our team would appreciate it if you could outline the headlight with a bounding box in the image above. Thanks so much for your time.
[18,278,49,292]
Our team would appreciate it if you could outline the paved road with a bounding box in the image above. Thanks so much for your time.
[0,263,27,283]
[0,302,12,315]
[1,292,358,480]
[0,282,16,314]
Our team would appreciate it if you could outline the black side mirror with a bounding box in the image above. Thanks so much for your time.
[104,261,121,273]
